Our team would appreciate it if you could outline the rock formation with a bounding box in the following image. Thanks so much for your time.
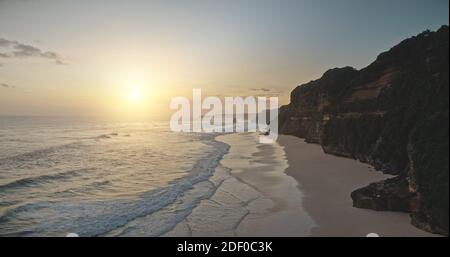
[279,25,449,235]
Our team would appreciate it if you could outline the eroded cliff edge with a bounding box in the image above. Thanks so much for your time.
[279,26,449,235]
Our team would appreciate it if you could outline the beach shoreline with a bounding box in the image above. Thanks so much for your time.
[164,133,434,237]
[164,132,315,236]
[278,135,434,237]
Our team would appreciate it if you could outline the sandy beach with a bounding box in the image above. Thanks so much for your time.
[164,133,315,236]
[164,133,434,237]
[278,135,434,237]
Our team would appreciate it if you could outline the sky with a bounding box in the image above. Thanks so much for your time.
[0,0,448,119]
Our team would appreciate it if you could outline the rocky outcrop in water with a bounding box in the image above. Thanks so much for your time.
[279,25,449,235]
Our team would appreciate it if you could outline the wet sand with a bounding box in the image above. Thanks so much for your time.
[164,133,315,236]
[278,135,434,237]
[165,133,434,237]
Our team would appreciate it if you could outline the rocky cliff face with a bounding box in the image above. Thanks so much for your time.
[279,26,449,235]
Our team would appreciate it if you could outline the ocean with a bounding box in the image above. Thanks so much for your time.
[0,117,229,236]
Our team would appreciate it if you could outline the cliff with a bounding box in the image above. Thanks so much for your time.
[279,25,449,235]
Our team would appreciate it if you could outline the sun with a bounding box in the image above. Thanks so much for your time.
[128,87,142,103]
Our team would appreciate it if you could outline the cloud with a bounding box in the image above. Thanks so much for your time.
[13,43,42,57]
[0,38,16,47]
[248,87,281,96]
[1,83,15,88]
[250,88,271,92]
[249,88,278,94]
[0,38,67,65]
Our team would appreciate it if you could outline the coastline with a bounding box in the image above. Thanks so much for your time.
[164,132,434,237]
[164,132,315,236]
[278,135,435,237]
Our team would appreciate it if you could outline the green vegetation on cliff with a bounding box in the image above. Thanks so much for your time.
[279,25,449,235]
[409,111,449,235]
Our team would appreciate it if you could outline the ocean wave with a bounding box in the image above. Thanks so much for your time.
[0,136,230,237]
[0,168,89,192]
[0,142,81,166]
[94,133,119,140]
[0,132,121,167]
